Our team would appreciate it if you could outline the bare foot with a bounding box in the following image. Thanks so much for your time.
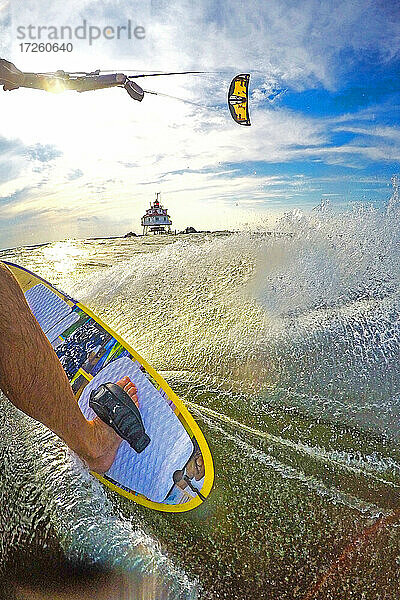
[84,376,138,474]
[117,375,139,408]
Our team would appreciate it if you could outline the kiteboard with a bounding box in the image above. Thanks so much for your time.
[4,261,214,513]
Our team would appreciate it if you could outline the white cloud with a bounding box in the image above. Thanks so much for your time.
[334,125,400,143]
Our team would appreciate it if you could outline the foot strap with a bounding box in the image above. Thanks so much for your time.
[89,382,151,453]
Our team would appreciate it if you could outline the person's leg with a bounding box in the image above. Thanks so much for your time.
[0,262,135,473]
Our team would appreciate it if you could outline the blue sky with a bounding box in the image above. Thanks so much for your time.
[0,0,399,248]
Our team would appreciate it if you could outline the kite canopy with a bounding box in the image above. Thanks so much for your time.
[228,74,251,126]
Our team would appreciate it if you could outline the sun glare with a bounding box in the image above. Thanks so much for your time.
[42,240,83,276]
[44,79,66,94]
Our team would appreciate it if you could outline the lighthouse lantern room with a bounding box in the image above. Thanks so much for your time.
[141,193,172,235]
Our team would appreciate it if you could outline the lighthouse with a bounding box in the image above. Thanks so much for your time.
[141,193,172,235]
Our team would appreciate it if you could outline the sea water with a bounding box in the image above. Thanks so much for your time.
[0,199,400,599]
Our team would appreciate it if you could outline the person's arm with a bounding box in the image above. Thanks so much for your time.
[0,262,121,473]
